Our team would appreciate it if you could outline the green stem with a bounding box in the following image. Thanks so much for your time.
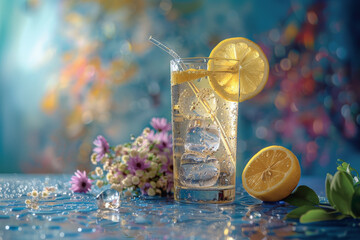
[318,204,335,210]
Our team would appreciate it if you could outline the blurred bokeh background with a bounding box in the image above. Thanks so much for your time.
[0,0,359,177]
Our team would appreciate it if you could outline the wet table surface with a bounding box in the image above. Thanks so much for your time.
[0,174,359,240]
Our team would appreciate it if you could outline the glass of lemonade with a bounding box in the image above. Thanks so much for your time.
[170,57,240,203]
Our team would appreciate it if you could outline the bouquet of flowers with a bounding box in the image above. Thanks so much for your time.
[83,117,174,197]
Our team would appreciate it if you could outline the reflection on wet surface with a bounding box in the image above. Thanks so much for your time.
[0,175,359,239]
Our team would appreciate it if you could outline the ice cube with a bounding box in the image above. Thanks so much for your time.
[179,152,220,187]
[185,119,220,153]
[96,189,120,209]
[178,88,217,118]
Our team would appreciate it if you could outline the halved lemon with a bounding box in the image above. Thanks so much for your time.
[208,37,269,102]
[242,146,301,202]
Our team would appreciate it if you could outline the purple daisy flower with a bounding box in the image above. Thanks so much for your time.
[146,131,172,151]
[127,156,150,175]
[150,118,171,132]
[69,170,93,193]
[93,135,110,162]
[146,130,157,142]
[155,131,173,151]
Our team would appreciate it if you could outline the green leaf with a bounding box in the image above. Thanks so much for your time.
[149,143,155,151]
[325,173,334,206]
[337,159,360,184]
[283,185,319,207]
[285,205,321,219]
[88,175,96,180]
[351,186,360,217]
[337,159,348,172]
[300,209,345,223]
[330,171,355,215]
[124,143,132,148]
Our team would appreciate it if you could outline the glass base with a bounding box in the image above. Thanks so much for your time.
[174,186,235,204]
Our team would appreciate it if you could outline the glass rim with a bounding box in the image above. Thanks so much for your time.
[170,57,239,63]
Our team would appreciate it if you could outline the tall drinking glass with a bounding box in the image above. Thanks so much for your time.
[170,57,240,203]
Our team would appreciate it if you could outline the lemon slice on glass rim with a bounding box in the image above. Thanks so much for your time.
[208,37,269,102]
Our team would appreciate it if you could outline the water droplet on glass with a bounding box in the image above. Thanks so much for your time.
[96,189,120,210]
[178,88,217,118]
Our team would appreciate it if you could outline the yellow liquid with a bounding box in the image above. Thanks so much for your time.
[171,70,238,203]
